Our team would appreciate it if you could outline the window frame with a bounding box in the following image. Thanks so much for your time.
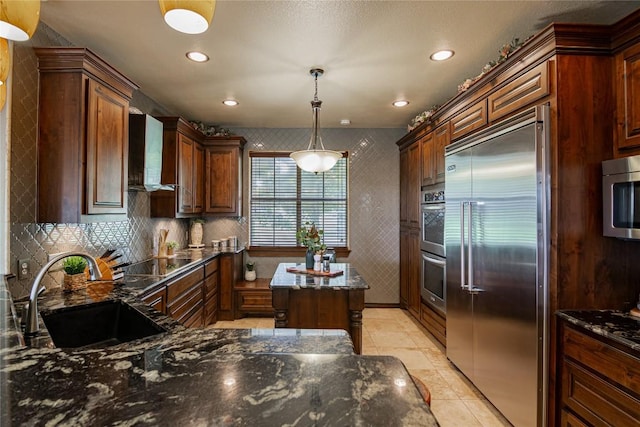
[247,151,350,257]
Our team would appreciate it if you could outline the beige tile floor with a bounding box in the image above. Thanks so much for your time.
[213,308,512,426]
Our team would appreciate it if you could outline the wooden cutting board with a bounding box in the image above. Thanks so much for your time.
[286,266,344,277]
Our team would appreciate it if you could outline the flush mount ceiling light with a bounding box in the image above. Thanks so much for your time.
[222,99,238,106]
[159,0,215,35]
[290,68,342,174]
[186,51,209,62]
[430,49,455,61]
[393,100,409,107]
[0,0,40,41]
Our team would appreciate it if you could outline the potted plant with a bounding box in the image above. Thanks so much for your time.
[245,260,256,281]
[62,256,88,292]
[296,222,327,269]
[166,241,178,256]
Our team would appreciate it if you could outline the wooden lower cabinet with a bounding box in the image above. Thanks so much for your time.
[419,302,446,347]
[166,266,205,327]
[272,288,365,354]
[558,320,640,427]
[235,278,273,318]
[141,285,166,314]
[218,251,244,320]
[203,257,219,326]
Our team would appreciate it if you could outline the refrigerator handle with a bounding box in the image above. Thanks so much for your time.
[460,201,467,289]
[468,201,474,291]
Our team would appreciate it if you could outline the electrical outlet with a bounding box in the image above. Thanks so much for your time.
[17,259,30,280]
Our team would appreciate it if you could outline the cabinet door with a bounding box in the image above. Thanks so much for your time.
[141,286,167,314]
[193,142,205,213]
[421,132,435,187]
[616,43,640,151]
[399,149,409,226]
[434,123,450,184]
[85,79,129,215]
[205,146,240,215]
[408,230,421,317]
[407,142,421,227]
[399,228,410,308]
[178,134,194,214]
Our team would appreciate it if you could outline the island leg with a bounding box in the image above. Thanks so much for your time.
[348,289,365,354]
[272,288,289,328]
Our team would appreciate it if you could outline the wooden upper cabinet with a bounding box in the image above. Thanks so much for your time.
[178,134,195,213]
[203,136,246,217]
[35,47,138,223]
[193,143,205,212]
[400,140,423,227]
[420,132,435,187]
[615,42,640,152]
[451,100,487,141]
[487,61,549,123]
[433,123,450,184]
[151,117,204,218]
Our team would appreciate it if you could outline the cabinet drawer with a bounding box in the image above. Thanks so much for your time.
[167,281,203,326]
[205,257,219,277]
[236,290,273,313]
[450,100,487,140]
[141,286,167,314]
[560,409,589,427]
[419,302,446,347]
[487,61,549,122]
[204,292,218,325]
[562,359,640,427]
[204,274,218,299]
[166,266,204,302]
[563,326,640,395]
[182,305,204,328]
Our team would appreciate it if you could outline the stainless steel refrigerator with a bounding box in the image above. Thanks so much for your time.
[444,106,549,427]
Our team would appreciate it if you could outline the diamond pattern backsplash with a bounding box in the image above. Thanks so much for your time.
[8,22,404,304]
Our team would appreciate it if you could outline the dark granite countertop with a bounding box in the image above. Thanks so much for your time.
[270,263,370,290]
[557,310,640,352]
[1,259,437,426]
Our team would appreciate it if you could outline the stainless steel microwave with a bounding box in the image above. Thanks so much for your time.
[603,155,640,240]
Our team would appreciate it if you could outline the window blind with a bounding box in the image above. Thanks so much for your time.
[249,152,348,248]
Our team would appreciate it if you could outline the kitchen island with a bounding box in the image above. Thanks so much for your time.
[1,271,438,426]
[270,262,369,354]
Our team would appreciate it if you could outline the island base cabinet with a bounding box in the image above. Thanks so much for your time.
[272,288,365,354]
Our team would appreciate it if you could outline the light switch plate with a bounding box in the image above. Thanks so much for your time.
[17,259,30,280]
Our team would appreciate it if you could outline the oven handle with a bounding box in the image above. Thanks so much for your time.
[422,253,446,266]
[421,203,445,210]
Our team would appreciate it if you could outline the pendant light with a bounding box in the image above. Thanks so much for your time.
[0,37,8,111]
[290,68,342,173]
[158,0,215,35]
[0,0,40,42]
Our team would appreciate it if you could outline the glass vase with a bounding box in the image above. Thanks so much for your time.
[305,249,314,269]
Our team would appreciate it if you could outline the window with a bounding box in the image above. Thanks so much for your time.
[249,152,348,251]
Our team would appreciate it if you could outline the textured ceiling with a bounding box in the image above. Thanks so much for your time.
[39,0,639,129]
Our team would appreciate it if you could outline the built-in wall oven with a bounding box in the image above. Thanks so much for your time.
[420,184,446,314]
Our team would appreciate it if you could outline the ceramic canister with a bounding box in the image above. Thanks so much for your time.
[220,238,229,249]
[211,240,221,250]
[228,236,238,247]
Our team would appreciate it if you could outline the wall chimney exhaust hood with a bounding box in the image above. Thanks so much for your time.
[128,114,175,192]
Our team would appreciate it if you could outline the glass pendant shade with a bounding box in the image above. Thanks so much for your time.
[291,68,342,174]
[0,82,5,111]
[159,0,215,34]
[0,37,8,86]
[0,0,40,41]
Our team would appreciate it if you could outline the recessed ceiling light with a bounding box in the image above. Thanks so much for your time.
[223,99,239,106]
[393,100,409,107]
[186,51,209,62]
[340,119,351,126]
[430,50,454,61]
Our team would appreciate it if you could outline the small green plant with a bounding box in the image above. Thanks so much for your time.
[63,256,87,275]
[296,222,327,254]
[246,261,255,271]
[190,218,206,224]
[166,241,178,249]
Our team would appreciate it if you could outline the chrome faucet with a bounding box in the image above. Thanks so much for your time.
[24,252,102,335]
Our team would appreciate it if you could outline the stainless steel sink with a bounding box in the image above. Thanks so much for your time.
[40,300,167,349]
